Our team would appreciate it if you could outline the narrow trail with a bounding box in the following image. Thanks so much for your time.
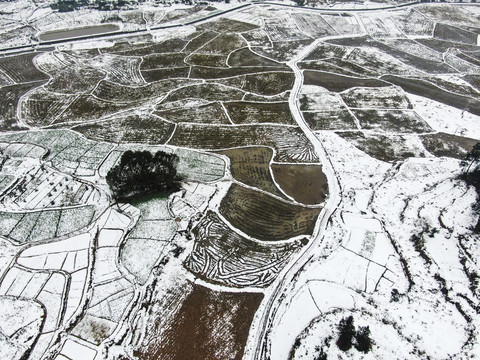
[245,39,342,360]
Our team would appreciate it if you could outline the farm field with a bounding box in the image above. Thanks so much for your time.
[134,282,263,360]
[0,2,479,360]
[219,183,322,241]
[217,146,287,198]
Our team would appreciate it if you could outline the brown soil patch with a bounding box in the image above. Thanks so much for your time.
[303,110,357,131]
[217,72,294,96]
[220,183,322,241]
[0,52,49,83]
[140,53,186,70]
[184,31,219,54]
[134,283,263,360]
[420,132,478,159]
[141,67,190,82]
[163,83,244,103]
[217,146,286,198]
[0,81,48,130]
[271,163,328,205]
[186,53,228,67]
[93,79,196,103]
[189,66,287,79]
[168,123,319,163]
[54,94,134,124]
[105,38,188,56]
[303,70,389,92]
[155,102,231,124]
[353,109,433,134]
[199,33,246,55]
[224,101,295,125]
[228,48,284,67]
[72,113,175,144]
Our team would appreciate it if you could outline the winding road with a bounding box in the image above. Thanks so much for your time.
[244,36,344,360]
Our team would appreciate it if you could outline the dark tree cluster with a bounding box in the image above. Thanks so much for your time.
[51,0,231,12]
[51,0,89,12]
[460,143,480,190]
[336,315,372,353]
[106,150,182,201]
[52,0,140,12]
[459,143,480,230]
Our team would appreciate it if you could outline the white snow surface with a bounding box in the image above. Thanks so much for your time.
[58,338,97,360]
[264,129,479,359]
[408,93,480,140]
[0,297,44,360]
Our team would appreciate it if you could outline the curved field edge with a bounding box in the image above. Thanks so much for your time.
[219,183,322,242]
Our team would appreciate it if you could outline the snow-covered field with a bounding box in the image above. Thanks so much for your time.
[0,1,479,360]
[264,132,479,360]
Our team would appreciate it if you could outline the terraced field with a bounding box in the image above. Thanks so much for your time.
[217,146,286,198]
[0,53,49,83]
[186,211,304,287]
[0,13,328,357]
[220,184,322,242]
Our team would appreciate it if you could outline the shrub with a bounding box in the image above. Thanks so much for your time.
[314,348,328,360]
[106,150,182,201]
[390,288,401,302]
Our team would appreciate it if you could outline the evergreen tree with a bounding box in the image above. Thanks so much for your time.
[314,348,327,360]
[355,326,372,353]
[459,142,480,230]
[336,316,355,351]
[461,142,480,175]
